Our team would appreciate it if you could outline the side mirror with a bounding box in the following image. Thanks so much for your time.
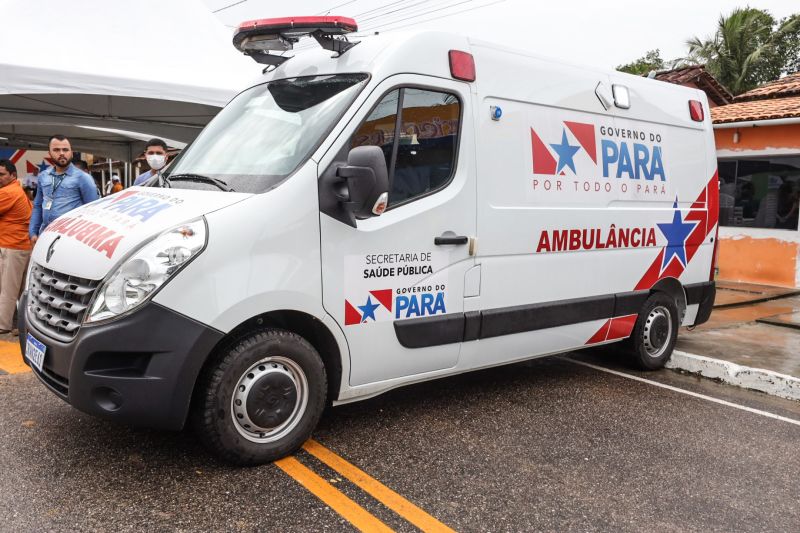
[319,145,390,227]
[336,145,389,218]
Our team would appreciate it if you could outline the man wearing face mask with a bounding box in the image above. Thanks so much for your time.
[134,138,170,186]
[29,135,99,245]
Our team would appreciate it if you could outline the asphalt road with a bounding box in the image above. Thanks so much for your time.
[1,350,799,532]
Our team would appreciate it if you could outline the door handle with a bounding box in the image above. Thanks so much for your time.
[434,235,469,246]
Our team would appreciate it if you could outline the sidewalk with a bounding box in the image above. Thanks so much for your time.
[0,334,27,375]
[673,280,800,401]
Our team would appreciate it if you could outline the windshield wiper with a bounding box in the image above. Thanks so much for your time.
[164,173,235,192]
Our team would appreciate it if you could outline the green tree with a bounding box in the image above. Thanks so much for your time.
[687,8,800,95]
[617,49,665,75]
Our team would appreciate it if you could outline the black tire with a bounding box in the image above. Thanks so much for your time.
[192,329,327,466]
[627,292,679,370]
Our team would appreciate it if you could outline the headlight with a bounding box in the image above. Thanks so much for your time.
[86,218,207,323]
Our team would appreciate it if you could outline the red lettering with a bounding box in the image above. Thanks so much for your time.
[84,227,116,248]
[618,228,630,248]
[75,223,100,242]
[44,217,70,233]
[536,231,551,253]
[630,228,641,247]
[569,229,581,250]
[646,228,656,246]
[553,230,567,251]
[96,236,123,259]
[66,220,90,237]
[581,229,595,249]
[606,226,617,248]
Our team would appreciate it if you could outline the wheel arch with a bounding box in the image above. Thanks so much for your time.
[194,310,345,411]
[649,277,687,323]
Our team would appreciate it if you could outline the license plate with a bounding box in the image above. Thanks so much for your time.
[25,333,46,373]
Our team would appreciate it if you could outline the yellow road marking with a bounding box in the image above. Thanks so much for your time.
[0,340,29,374]
[275,456,394,533]
[304,440,457,533]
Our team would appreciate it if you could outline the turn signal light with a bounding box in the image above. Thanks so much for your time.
[689,100,704,122]
[449,50,475,82]
[371,192,388,216]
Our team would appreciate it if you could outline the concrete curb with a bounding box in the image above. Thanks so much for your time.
[667,350,800,402]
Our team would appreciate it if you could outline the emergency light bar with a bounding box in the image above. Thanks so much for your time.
[233,16,359,67]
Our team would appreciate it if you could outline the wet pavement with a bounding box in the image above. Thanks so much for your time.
[1,353,799,532]
[678,284,800,377]
[714,281,800,308]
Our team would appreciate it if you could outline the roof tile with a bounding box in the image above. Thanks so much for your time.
[735,72,800,101]
[654,65,732,106]
[711,95,800,123]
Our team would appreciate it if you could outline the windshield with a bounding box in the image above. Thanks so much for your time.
[165,73,369,193]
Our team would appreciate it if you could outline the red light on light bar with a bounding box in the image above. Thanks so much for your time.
[449,50,475,82]
[237,16,357,34]
[689,100,704,122]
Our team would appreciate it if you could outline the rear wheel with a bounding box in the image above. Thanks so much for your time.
[193,329,327,466]
[627,293,679,370]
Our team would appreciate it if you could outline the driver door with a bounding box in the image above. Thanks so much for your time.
[319,76,476,386]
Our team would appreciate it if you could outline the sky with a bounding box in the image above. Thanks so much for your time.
[202,0,797,70]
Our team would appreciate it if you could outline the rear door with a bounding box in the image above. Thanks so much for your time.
[319,75,476,386]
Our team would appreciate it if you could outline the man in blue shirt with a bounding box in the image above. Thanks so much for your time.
[29,135,100,244]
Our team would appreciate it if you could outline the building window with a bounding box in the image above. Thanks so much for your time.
[718,156,800,230]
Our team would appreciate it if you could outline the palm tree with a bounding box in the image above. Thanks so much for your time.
[687,8,800,95]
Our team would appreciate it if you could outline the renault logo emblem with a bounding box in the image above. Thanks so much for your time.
[46,236,61,263]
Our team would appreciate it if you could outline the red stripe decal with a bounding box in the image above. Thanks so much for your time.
[531,128,557,175]
[344,300,361,326]
[10,149,25,164]
[607,314,637,340]
[585,319,611,345]
[634,171,719,291]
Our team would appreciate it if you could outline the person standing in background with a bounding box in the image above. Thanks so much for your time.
[23,166,39,200]
[134,138,170,186]
[110,175,123,194]
[105,174,120,196]
[29,135,99,244]
[0,159,32,335]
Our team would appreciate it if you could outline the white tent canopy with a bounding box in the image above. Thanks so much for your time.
[0,0,258,159]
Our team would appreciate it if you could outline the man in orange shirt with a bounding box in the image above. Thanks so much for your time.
[0,159,32,335]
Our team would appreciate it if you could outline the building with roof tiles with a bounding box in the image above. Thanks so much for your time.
[656,68,800,287]
[654,66,733,107]
[711,72,800,288]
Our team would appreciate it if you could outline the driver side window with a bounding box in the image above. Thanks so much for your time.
[351,87,461,208]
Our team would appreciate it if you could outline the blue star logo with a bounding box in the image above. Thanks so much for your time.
[549,129,581,174]
[358,296,380,323]
[657,198,698,271]
[38,160,51,173]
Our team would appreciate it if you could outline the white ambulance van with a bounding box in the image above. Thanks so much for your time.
[20,17,718,465]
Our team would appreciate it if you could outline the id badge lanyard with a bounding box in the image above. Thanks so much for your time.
[43,174,65,211]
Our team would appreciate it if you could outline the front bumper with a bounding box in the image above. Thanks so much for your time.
[18,292,224,430]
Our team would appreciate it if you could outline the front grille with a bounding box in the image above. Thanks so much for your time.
[27,263,101,342]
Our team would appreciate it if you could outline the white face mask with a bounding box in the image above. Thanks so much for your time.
[146,154,167,171]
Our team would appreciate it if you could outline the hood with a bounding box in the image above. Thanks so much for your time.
[32,186,251,280]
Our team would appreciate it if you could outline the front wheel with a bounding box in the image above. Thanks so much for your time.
[627,293,679,370]
[193,329,327,466]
